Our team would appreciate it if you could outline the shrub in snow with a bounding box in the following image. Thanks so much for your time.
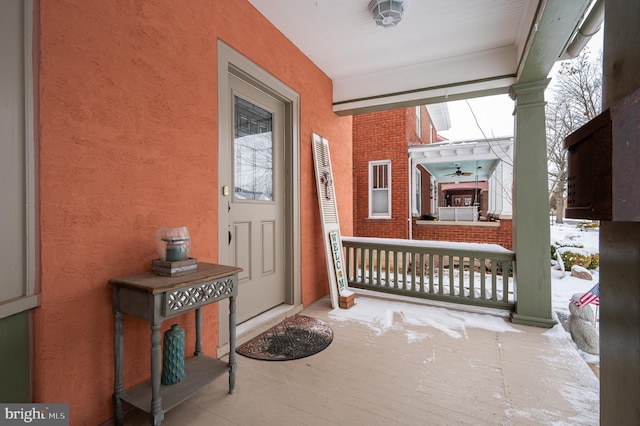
[577,221,599,231]
[558,247,594,270]
[551,245,599,271]
[560,248,590,269]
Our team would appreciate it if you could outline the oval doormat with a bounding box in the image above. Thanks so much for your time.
[236,315,333,361]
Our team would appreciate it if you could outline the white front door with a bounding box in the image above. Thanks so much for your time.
[219,75,286,331]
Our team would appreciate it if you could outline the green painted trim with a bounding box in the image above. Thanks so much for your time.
[510,78,555,327]
[333,83,511,116]
[350,283,515,312]
[0,295,39,320]
[0,311,30,402]
[333,74,516,106]
[510,78,552,98]
[342,238,515,312]
[518,0,592,83]
[511,313,557,328]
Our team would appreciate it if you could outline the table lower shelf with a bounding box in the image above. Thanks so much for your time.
[120,355,229,414]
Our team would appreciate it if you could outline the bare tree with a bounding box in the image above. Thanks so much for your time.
[546,48,602,223]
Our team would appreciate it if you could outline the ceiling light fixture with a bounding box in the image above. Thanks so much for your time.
[369,0,406,28]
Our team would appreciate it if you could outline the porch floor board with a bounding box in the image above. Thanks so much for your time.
[123,294,599,425]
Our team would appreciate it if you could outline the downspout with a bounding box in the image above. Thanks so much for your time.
[561,0,604,59]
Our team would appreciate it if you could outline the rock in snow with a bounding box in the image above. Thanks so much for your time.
[571,264,593,280]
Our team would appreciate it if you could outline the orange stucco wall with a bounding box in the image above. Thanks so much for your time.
[36,1,352,424]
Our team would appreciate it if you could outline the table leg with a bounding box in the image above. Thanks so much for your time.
[113,309,124,426]
[194,308,202,356]
[150,324,164,425]
[228,295,236,394]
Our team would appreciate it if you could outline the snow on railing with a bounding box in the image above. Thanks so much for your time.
[342,236,515,311]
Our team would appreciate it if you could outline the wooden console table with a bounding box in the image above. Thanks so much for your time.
[109,262,241,425]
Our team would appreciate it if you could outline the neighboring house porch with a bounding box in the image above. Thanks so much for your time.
[409,138,514,249]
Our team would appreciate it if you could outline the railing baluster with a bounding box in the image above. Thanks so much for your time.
[491,259,498,301]
[393,251,399,289]
[353,246,362,283]
[502,260,511,303]
[383,249,388,288]
[364,247,368,285]
[375,248,381,286]
[340,238,515,311]
[399,251,404,290]
[449,255,455,296]
[344,245,351,282]
[360,248,365,283]
[417,252,424,292]
[381,249,386,288]
[382,249,388,287]
[428,253,434,294]
[403,251,409,290]
[459,256,465,297]
[469,257,476,299]
[396,250,406,289]
[364,247,373,284]
[438,255,444,295]
[480,259,486,300]
[350,246,355,282]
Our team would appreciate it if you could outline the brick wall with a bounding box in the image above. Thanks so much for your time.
[353,109,410,238]
[353,106,442,239]
[412,219,513,250]
[406,105,436,146]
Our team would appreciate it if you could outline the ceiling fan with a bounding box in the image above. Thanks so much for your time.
[447,165,473,177]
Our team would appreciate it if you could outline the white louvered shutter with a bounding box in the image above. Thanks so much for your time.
[312,133,348,308]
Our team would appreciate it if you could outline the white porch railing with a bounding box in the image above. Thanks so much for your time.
[438,206,478,221]
[342,237,515,311]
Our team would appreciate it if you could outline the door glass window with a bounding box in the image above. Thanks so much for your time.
[234,96,273,201]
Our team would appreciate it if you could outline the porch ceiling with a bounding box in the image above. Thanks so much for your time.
[421,160,497,183]
[247,0,594,115]
[410,138,512,182]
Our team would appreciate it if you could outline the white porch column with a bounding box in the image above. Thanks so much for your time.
[429,176,436,214]
[499,160,513,217]
[509,79,556,328]
[488,172,499,217]
[489,160,513,218]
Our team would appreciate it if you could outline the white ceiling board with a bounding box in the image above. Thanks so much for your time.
[247,1,532,74]
[246,0,589,112]
[332,45,518,104]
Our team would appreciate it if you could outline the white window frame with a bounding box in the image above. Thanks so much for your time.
[413,168,421,215]
[415,106,421,138]
[369,160,391,218]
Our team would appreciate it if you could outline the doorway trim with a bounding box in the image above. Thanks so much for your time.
[216,40,301,354]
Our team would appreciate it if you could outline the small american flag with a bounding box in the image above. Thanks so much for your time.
[578,283,600,306]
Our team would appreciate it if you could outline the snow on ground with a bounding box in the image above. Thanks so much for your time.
[330,220,601,365]
[547,221,600,366]
[328,294,519,339]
